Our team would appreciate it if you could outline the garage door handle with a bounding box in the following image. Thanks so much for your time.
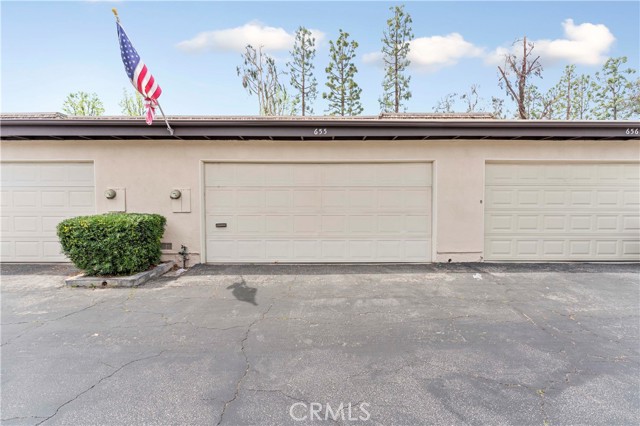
[215,223,227,228]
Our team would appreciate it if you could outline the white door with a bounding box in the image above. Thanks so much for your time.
[205,163,432,263]
[485,162,640,261]
[1,162,95,262]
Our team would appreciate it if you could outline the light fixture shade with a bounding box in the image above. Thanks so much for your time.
[170,189,182,200]
[104,189,117,199]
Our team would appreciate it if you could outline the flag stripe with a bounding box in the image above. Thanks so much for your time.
[144,75,156,97]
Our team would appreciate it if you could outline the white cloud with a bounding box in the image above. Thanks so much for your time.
[409,33,484,71]
[176,21,325,53]
[486,19,615,66]
[362,51,383,66]
[363,33,483,72]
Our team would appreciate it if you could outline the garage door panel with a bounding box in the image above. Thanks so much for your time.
[236,190,263,208]
[237,240,265,259]
[293,165,321,186]
[293,190,320,208]
[623,164,640,181]
[623,216,640,230]
[15,240,40,257]
[205,163,432,262]
[236,215,263,233]
[349,241,375,259]
[14,216,39,232]
[42,216,66,233]
[321,240,347,259]
[349,190,376,208]
[13,191,38,207]
[69,190,95,207]
[206,189,235,209]
[623,241,640,255]
[543,215,566,231]
[265,240,291,258]
[265,215,291,234]
[265,190,292,208]
[624,190,640,206]
[321,215,346,233]
[489,211,640,234]
[207,240,235,260]
[485,163,640,261]
[349,216,376,234]
[321,190,347,208]
[404,189,431,209]
[1,163,95,262]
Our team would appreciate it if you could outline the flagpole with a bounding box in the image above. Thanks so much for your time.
[112,8,175,137]
[156,101,175,136]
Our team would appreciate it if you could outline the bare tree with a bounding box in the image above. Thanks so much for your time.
[459,84,484,113]
[433,93,457,113]
[237,45,293,115]
[497,37,543,119]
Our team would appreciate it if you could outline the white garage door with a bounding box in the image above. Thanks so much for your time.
[485,163,640,261]
[205,163,432,263]
[1,162,95,262]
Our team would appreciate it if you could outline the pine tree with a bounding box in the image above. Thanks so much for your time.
[287,27,318,116]
[525,84,559,120]
[323,30,363,116]
[491,97,507,119]
[549,65,593,120]
[630,78,640,118]
[591,57,636,120]
[379,5,413,113]
[571,73,593,120]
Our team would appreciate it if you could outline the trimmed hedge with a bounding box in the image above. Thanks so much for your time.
[57,213,166,276]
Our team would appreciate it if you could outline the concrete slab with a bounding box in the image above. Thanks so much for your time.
[64,261,175,288]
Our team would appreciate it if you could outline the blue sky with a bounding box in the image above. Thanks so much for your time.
[1,1,639,116]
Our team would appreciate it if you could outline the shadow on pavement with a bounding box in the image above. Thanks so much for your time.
[226,276,258,305]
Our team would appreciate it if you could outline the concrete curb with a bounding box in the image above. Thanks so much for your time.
[65,261,175,288]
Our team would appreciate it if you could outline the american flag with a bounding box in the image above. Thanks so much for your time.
[116,21,162,124]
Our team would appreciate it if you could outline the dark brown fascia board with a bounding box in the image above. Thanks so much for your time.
[1,118,639,140]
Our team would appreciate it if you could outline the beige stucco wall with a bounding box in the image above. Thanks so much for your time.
[2,138,639,263]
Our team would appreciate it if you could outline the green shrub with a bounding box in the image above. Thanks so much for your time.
[57,213,166,276]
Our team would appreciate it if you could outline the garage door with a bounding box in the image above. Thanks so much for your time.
[1,162,95,262]
[205,163,432,262]
[485,163,640,261]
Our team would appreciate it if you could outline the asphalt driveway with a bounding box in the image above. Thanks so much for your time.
[1,263,639,425]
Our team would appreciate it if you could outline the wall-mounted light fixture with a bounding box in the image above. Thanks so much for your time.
[170,189,182,200]
[104,189,117,199]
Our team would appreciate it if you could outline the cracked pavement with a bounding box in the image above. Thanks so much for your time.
[1,263,639,425]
